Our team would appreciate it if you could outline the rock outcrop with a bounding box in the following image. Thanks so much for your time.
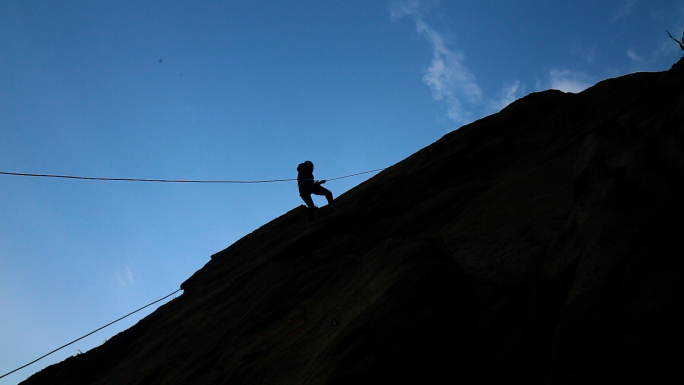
[22,60,684,384]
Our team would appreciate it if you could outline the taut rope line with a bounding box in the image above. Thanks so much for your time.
[0,168,385,184]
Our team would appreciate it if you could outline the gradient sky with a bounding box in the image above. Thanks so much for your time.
[2,1,683,383]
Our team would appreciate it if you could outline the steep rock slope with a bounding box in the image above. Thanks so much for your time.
[22,61,684,384]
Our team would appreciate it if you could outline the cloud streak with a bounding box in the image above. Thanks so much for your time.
[116,264,134,288]
[390,0,482,125]
[549,69,593,93]
[390,1,598,124]
[613,0,639,21]
[492,80,525,111]
[388,0,439,21]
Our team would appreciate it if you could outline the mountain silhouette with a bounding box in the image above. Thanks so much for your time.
[21,60,684,385]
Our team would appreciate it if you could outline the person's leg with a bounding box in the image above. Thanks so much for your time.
[300,193,315,208]
[312,184,334,206]
[323,188,334,206]
[299,193,317,221]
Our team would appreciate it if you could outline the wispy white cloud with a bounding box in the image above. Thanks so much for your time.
[388,0,439,21]
[626,48,647,66]
[417,20,483,123]
[491,80,525,111]
[549,69,594,93]
[389,0,482,125]
[116,264,134,288]
[390,1,603,123]
[614,0,639,21]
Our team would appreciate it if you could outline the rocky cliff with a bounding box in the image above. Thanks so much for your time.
[22,60,684,384]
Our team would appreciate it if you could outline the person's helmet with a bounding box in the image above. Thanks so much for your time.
[298,160,314,173]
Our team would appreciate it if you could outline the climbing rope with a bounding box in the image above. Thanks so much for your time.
[0,167,388,380]
[0,168,385,184]
[0,167,386,379]
[0,289,182,380]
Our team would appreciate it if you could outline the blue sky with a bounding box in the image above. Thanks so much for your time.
[1,0,683,382]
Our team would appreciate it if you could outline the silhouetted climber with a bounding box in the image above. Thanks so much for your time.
[297,160,335,220]
[667,30,684,52]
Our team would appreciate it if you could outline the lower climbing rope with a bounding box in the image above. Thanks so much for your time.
[0,289,182,380]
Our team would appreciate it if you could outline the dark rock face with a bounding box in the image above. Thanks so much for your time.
[22,62,684,384]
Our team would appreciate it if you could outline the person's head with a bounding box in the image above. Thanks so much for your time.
[298,160,314,173]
